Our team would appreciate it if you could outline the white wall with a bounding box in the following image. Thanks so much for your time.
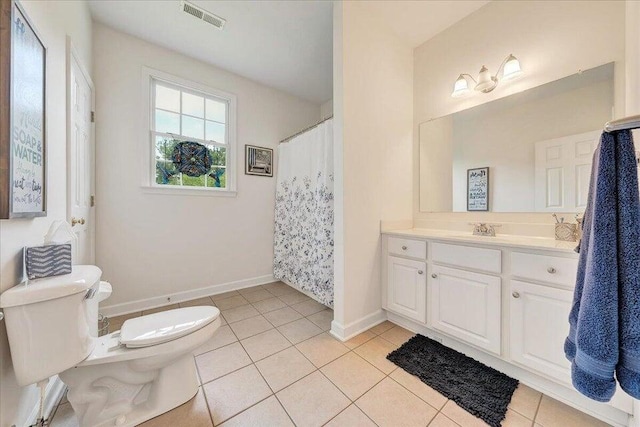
[332,1,414,338]
[413,0,625,221]
[93,24,320,310]
[0,1,93,425]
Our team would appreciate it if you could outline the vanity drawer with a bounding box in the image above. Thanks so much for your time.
[388,237,427,259]
[432,242,501,274]
[511,252,578,286]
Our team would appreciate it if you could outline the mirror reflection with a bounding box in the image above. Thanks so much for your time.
[419,62,615,213]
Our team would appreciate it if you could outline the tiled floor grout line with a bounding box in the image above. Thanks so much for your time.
[202,298,288,426]
[204,286,362,426]
[199,288,335,426]
[532,393,544,425]
[199,378,217,426]
[211,314,265,427]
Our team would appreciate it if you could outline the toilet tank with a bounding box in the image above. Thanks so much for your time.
[0,265,102,386]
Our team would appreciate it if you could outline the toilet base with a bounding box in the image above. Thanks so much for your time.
[60,352,200,427]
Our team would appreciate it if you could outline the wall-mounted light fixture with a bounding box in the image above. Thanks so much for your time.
[451,54,523,98]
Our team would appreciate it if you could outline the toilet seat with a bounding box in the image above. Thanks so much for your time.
[120,306,219,348]
[76,306,221,367]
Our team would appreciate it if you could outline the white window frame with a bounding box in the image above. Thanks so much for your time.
[141,67,237,196]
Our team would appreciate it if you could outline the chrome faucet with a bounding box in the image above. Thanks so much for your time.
[471,223,500,237]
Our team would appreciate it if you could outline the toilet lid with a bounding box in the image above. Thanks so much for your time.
[120,306,219,348]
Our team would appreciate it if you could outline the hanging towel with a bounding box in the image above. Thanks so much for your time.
[564,130,640,401]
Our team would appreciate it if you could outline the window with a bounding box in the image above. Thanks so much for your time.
[147,72,236,193]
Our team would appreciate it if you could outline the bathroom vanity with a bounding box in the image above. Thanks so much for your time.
[381,229,633,426]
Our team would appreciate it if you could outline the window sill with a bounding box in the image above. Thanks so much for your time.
[141,185,237,197]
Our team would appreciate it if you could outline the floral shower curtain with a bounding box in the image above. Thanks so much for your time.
[273,119,334,307]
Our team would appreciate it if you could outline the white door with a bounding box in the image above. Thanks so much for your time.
[68,45,95,265]
[510,280,573,384]
[534,130,601,212]
[387,256,427,323]
[430,265,501,354]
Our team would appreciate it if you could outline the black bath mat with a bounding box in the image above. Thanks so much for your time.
[387,335,518,427]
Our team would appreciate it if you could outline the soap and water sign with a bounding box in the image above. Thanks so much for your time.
[467,167,489,211]
[11,4,45,214]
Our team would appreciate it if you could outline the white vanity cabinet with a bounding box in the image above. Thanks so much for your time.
[387,256,427,323]
[430,265,501,354]
[509,279,573,384]
[508,251,578,383]
[381,230,635,425]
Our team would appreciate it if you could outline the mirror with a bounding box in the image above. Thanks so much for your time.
[419,62,615,213]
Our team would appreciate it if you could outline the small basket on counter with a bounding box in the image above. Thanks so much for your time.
[555,223,577,242]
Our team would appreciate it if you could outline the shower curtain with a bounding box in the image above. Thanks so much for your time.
[273,119,334,307]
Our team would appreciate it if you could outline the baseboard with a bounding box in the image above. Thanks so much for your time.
[100,274,276,317]
[26,376,66,426]
[330,309,387,341]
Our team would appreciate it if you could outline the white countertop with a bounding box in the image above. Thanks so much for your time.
[382,228,579,254]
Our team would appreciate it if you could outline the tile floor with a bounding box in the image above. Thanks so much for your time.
[50,282,611,427]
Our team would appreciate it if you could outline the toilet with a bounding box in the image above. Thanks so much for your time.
[0,265,220,427]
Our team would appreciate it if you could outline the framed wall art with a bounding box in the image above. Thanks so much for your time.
[467,167,489,211]
[245,145,273,177]
[0,0,47,218]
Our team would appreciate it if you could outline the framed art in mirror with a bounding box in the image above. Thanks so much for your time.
[467,167,489,211]
[0,0,47,219]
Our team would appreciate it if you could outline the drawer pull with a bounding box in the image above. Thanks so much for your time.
[402,245,408,250]
[512,291,520,298]
[547,267,557,274]
[431,273,437,278]
[418,270,424,275]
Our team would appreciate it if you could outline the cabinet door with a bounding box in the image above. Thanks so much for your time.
[430,265,501,354]
[387,256,427,323]
[510,280,573,384]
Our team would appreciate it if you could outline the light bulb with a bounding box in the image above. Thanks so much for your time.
[502,54,523,80]
[451,74,470,98]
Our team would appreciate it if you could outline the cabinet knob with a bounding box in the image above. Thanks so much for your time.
[402,246,408,250]
[431,273,437,278]
[547,267,556,274]
[418,270,424,275]
[512,291,520,298]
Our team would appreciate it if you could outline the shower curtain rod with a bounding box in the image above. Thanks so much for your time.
[604,114,640,132]
[280,115,334,143]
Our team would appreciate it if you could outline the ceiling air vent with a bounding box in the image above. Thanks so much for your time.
[180,0,226,30]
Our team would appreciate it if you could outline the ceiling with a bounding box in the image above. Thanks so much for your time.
[365,1,490,47]
[88,0,333,104]
[89,1,489,104]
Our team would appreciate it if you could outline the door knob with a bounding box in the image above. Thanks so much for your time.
[71,217,86,226]
[547,267,556,274]
[402,246,408,250]
[418,270,424,275]
[431,273,437,278]
[512,291,520,298]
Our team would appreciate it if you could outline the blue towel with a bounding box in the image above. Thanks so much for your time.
[564,130,640,401]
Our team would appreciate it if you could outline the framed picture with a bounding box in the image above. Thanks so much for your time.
[0,0,47,218]
[467,167,489,211]
[245,145,273,177]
